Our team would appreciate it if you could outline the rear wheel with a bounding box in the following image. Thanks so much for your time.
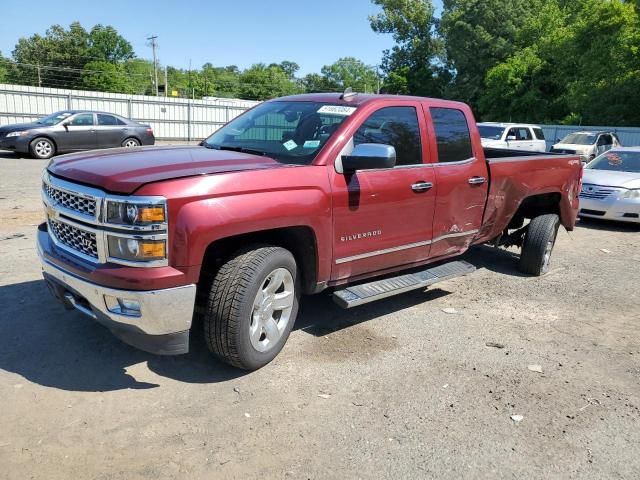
[518,214,560,276]
[202,245,299,370]
[30,137,55,159]
[122,137,140,148]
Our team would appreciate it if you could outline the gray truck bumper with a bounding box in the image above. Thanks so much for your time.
[38,242,197,355]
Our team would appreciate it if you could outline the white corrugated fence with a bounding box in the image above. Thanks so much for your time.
[0,83,259,140]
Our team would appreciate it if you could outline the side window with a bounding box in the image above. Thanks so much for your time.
[518,128,532,140]
[69,113,94,126]
[97,114,119,126]
[533,128,545,140]
[507,128,518,140]
[430,107,473,163]
[353,106,422,166]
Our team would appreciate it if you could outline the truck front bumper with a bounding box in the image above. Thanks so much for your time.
[37,229,197,355]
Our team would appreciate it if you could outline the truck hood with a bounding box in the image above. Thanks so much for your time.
[47,145,287,194]
[582,168,640,189]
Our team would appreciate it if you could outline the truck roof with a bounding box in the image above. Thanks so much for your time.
[272,92,469,109]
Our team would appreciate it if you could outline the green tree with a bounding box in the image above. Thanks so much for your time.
[123,58,154,95]
[0,51,9,83]
[440,0,544,111]
[10,22,136,89]
[480,0,640,125]
[238,63,300,100]
[369,0,447,96]
[82,60,130,92]
[88,25,135,63]
[301,73,339,93]
[320,57,379,93]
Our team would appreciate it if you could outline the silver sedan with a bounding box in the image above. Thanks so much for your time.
[579,147,640,223]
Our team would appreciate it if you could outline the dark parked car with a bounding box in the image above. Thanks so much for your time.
[0,111,155,159]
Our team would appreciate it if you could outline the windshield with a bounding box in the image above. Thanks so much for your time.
[560,133,597,145]
[36,111,73,126]
[586,150,640,173]
[478,125,505,140]
[203,101,356,165]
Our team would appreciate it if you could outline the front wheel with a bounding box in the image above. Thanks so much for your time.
[30,137,56,159]
[203,245,299,370]
[518,214,560,276]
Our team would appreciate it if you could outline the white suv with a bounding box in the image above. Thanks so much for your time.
[478,123,547,152]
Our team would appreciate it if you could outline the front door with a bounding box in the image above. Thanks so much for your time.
[331,103,437,281]
[58,113,97,151]
[427,106,489,258]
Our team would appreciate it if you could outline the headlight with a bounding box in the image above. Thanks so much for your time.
[6,131,28,137]
[104,199,166,227]
[107,236,167,262]
[621,189,640,200]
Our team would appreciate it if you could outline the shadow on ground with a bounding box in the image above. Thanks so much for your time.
[0,279,244,392]
[576,217,640,233]
[0,277,454,392]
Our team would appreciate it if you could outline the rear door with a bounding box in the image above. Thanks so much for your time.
[427,106,489,258]
[58,113,97,151]
[96,114,127,148]
[330,102,437,281]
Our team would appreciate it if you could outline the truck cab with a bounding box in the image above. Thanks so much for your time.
[38,93,582,370]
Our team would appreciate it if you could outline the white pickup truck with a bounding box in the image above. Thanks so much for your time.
[478,123,547,152]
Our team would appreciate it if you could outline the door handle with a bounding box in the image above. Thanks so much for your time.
[411,181,433,192]
[468,176,486,185]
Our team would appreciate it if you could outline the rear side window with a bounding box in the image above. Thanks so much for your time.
[533,128,545,140]
[353,106,422,166]
[98,114,125,126]
[430,108,473,163]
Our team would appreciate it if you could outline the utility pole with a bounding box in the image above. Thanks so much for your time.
[37,64,42,87]
[164,67,168,97]
[147,35,159,96]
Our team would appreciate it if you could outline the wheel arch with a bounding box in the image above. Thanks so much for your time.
[199,226,321,295]
[510,192,562,227]
[30,135,58,152]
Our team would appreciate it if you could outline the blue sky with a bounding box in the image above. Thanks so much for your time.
[0,0,443,75]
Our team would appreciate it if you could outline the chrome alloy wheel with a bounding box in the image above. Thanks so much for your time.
[35,140,53,157]
[250,268,295,352]
[123,139,139,148]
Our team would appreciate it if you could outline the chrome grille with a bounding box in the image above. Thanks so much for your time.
[48,218,98,259]
[43,183,97,217]
[580,185,618,200]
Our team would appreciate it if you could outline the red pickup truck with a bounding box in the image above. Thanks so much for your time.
[38,93,583,370]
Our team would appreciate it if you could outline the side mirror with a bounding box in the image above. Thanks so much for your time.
[506,135,517,141]
[342,143,396,173]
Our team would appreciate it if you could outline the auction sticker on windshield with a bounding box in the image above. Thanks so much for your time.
[317,105,357,116]
[283,139,297,151]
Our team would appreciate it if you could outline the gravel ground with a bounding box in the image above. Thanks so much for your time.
[1,151,639,480]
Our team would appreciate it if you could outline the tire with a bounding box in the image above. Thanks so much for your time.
[122,137,140,148]
[29,137,55,159]
[518,214,560,276]
[203,245,300,370]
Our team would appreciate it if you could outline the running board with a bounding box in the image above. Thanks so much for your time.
[332,260,476,309]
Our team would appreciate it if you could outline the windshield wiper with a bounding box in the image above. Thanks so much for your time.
[206,144,267,157]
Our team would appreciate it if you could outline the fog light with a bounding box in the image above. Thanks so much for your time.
[104,295,141,317]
